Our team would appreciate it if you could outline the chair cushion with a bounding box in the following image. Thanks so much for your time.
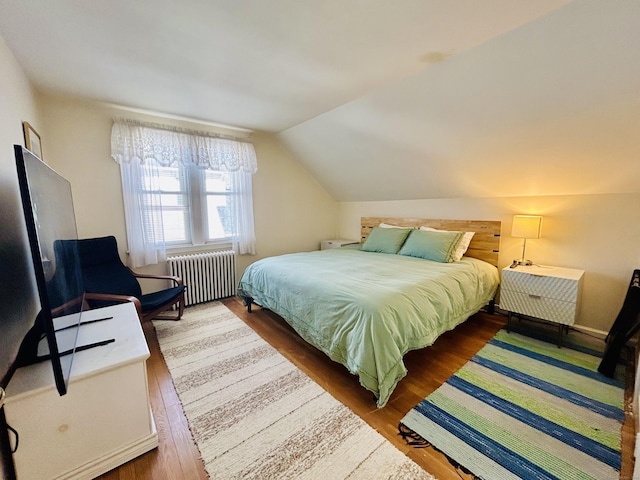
[75,236,143,298]
[76,236,122,267]
[140,285,186,313]
[82,263,142,298]
[57,235,185,316]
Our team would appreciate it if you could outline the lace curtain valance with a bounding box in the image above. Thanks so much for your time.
[110,120,258,174]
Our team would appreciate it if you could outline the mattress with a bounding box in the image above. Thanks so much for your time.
[237,247,499,407]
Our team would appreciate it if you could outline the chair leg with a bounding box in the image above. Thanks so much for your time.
[142,294,185,322]
[176,293,185,320]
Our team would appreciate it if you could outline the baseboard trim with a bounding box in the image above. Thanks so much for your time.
[494,306,609,339]
[571,324,608,339]
[58,432,159,480]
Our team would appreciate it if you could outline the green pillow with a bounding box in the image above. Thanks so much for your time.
[361,226,411,254]
[398,229,463,263]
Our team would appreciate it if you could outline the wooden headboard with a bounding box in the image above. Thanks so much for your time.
[360,217,502,267]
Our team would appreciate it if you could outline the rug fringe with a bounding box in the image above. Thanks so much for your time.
[398,422,430,447]
[398,423,480,479]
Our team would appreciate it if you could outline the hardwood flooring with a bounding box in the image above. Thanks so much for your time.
[98,297,636,479]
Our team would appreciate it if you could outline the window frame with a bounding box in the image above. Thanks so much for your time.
[140,161,237,251]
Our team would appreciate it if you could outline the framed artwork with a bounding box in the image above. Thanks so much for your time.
[22,121,43,160]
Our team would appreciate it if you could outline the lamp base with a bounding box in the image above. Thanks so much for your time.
[514,259,533,266]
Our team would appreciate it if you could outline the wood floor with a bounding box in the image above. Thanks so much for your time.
[99,296,636,479]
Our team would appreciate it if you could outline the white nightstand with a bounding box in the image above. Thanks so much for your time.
[320,239,359,250]
[500,264,584,346]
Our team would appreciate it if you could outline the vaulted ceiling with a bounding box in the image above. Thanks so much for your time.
[1,0,638,201]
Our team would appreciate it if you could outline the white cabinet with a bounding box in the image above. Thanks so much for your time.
[4,302,157,480]
[500,264,584,345]
[320,239,359,250]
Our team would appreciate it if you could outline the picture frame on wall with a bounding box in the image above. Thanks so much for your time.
[22,121,43,160]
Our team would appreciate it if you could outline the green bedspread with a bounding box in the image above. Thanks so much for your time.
[237,248,499,407]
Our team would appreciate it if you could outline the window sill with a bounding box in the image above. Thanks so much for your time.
[166,242,234,256]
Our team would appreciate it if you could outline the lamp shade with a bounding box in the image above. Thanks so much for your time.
[511,215,542,239]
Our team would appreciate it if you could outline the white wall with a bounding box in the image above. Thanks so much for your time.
[23,91,640,335]
[249,131,338,264]
[278,1,640,203]
[38,93,338,283]
[339,194,640,333]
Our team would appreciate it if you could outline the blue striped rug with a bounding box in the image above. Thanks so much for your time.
[399,330,626,480]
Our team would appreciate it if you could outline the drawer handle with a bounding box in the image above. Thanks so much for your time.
[529,294,541,299]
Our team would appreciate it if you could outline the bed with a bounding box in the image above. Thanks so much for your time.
[237,217,502,407]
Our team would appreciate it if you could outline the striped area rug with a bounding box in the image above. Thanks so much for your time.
[154,301,435,480]
[399,329,625,480]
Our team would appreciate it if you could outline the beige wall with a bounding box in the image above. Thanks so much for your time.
[339,194,640,334]
[38,93,338,282]
[0,34,44,395]
[249,131,338,266]
[10,82,640,335]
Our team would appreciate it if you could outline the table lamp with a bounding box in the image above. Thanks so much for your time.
[511,215,542,266]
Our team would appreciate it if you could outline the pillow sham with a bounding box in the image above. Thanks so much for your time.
[379,222,413,229]
[361,226,411,254]
[420,226,475,261]
[398,229,463,263]
[453,231,475,261]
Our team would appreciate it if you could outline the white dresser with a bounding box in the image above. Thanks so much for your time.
[4,302,157,480]
[500,264,584,344]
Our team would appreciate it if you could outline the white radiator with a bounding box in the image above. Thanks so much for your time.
[168,250,237,306]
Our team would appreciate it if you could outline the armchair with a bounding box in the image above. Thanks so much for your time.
[54,236,185,321]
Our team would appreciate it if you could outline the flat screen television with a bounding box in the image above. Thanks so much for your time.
[1,146,86,396]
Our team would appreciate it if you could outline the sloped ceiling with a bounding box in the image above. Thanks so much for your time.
[279,0,640,200]
[1,0,638,201]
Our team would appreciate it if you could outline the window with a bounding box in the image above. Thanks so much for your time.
[141,160,191,244]
[203,169,234,242]
[139,160,250,247]
[111,120,257,267]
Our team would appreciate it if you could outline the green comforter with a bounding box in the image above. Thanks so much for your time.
[237,248,499,407]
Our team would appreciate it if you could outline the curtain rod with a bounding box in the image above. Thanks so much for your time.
[113,118,254,144]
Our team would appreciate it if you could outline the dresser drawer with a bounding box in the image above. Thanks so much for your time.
[502,269,579,302]
[500,289,577,325]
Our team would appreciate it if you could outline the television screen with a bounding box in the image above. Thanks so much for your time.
[8,145,86,395]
